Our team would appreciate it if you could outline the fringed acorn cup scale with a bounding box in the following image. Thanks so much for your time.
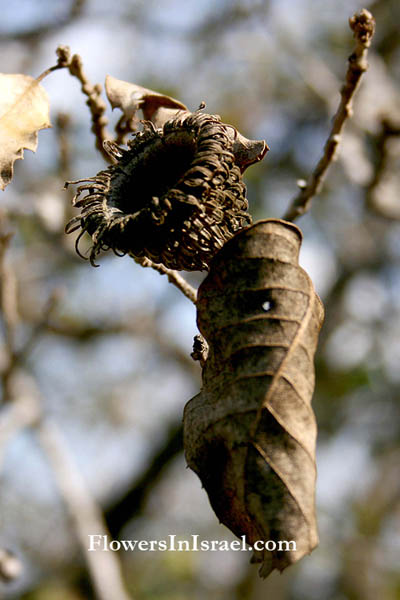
[65,108,267,271]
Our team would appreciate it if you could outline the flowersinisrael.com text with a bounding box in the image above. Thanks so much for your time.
[88,535,296,553]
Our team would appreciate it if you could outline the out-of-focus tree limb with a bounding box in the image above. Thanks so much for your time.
[190,0,268,41]
[365,117,400,219]
[0,216,19,403]
[56,112,73,179]
[0,229,17,342]
[1,288,61,403]
[0,207,130,596]
[0,392,39,470]
[0,372,132,598]
[105,421,183,538]
[44,316,200,378]
[0,549,23,583]
[283,9,376,221]
[115,0,267,41]
[338,448,400,599]
[36,416,132,600]
[0,0,86,42]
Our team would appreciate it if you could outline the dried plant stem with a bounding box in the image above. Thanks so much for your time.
[67,52,112,162]
[37,45,112,163]
[133,255,198,304]
[283,9,376,222]
[36,63,67,82]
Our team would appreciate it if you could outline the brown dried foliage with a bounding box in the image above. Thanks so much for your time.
[184,219,324,577]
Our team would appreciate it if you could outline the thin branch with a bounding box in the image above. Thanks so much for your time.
[283,9,376,222]
[133,256,198,304]
[35,417,132,600]
[36,43,75,83]
[37,45,112,163]
[66,51,112,163]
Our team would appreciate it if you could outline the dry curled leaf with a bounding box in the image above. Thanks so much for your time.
[104,76,268,172]
[105,75,187,131]
[0,74,51,190]
[184,219,324,578]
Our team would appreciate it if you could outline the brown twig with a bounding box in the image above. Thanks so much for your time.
[35,44,72,83]
[66,50,112,163]
[133,256,198,304]
[37,45,112,163]
[283,9,376,222]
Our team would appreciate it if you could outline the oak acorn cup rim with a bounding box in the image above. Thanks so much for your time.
[65,108,261,271]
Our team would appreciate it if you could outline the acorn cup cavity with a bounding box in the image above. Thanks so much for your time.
[65,108,267,271]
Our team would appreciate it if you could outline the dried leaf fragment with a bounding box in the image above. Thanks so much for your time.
[0,74,51,190]
[184,219,324,577]
[105,75,187,130]
[105,75,268,171]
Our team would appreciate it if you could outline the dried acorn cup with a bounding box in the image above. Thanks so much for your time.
[65,90,268,271]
